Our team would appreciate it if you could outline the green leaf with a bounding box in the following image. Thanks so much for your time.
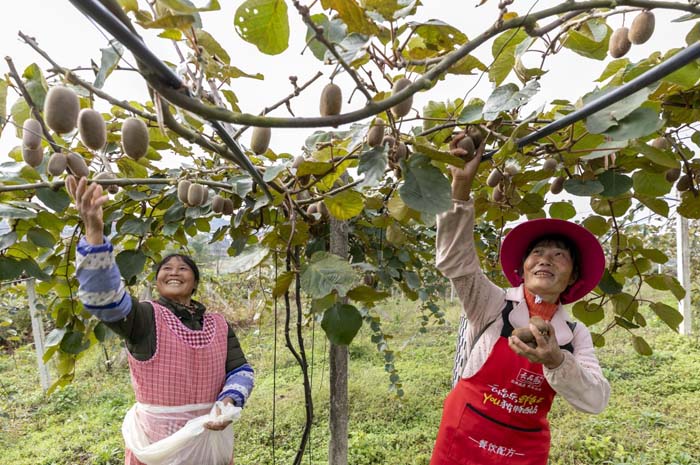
[234,0,289,55]
[228,244,269,273]
[632,335,653,356]
[591,196,631,217]
[634,143,679,169]
[563,177,604,196]
[572,301,605,326]
[596,58,630,82]
[398,154,452,215]
[358,146,388,187]
[263,163,287,182]
[0,203,37,219]
[639,248,668,264]
[677,191,700,219]
[321,303,363,345]
[94,322,109,342]
[562,20,611,60]
[35,188,71,213]
[306,14,348,61]
[604,107,664,141]
[549,202,576,220]
[632,171,671,197]
[457,100,484,123]
[300,251,356,299]
[663,60,700,88]
[142,13,196,29]
[598,269,622,294]
[324,190,364,220]
[21,258,50,281]
[518,193,545,214]
[0,231,18,251]
[159,0,220,13]
[597,170,632,198]
[120,218,150,237]
[272,271,295,298]
[650,302,684,331]
[45,328,67,347]
[0,256,23,280]
[60,331,91,355]
[585,87,651,134]
[320,0,379,35]
[582,215,609,236]
[410,19,467,49]
[27,227,56,248]
[646,274,686,300]
[21,64,48,109]
[195,29,230,64]
[347,285,390,305]
[489,29,529,85]
[411,144,463,167]
[296,160,333,177]
[483,81,539,121]
[115,249,148,281]
[94,40,124,89]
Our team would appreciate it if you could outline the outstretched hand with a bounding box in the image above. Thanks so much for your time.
[450,142,485,201]
[66,175,108,245]
[203,397,234,431]
[508,320,565,370]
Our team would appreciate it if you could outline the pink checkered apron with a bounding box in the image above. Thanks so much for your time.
[124,301,228,465]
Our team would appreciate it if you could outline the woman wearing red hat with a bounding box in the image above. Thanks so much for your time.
[430,147,610,465]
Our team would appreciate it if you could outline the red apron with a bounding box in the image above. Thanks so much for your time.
[430,334,556,465]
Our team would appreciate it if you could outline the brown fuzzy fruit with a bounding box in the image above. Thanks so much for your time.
[466,126,484,148]
[222,198,235,215]
[456,136,476,161]
[177,180,191,204]
[542,158,557,171]
[67,152,89,178]
[187,183,207,207]
[47,153,68,176]
[367,119,384,147]
[250,126,271,155]
[651,136,669,150]
[78,109,107,150]
[504,164,520,177]
[492,185,505,202]
[609,27,632,58]
[94,172,119,194]
[382,135,396,148]
[511,327,537,349]
[212,195,226,214]
[677,174,692,192]
[395,142,408,162]
[665,168,681,183]
[44,86,80,134]
[22,146,44,168]
[486,169,503,188]
[391,78,413,118]
[121,117,149,160]
[530,316,550,337]
[629,11,655,45]
[550,176,565,195]
[22,119,42,150]
[320,83,342,116]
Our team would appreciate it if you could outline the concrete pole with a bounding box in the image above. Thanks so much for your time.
[677,216,692,335]
[27,279,51,391]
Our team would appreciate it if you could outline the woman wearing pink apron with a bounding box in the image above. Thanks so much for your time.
[431,146,611,465]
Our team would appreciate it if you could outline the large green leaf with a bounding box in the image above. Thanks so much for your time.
[0,256,23,280]
[94,40,124,89]
[305,14,348,61]
[634,143,679,169]
[678,191,700,219]
[300,251,356,299]
[320,0,379,35]
[604,107,664,141]
[483,81,539,121]
[582,215,609,236]
[410,19,467,50]
[632,171,671,197]
[27,227,56,248]
[228,244,269,273]
[650,302,684,331]
[195,29,230,63]
[35,188,71,213]
[21,258,51,281]
[563,177,604,196]
[357,146,388,187]
[518,193,545,214]
[272,271,295,298]
[60,331,91,355]
[598,269,622,294]
[398,154,451,215]
[0,203,37,219]
[321,303,363,345]
[645,274,685,300]
[489,29,529,85]
[585,87,651,134]
[115,249,148,281]
[632,335,653,356]
[572,301,605,326]
[549,202,576,220]
[347,285,390,306]
[159,0,220,13]
[22,64,48,110]
[45,328,67,347]
[234,0,289,55]
[597,170,632,198]
[143,13,195,29]
[324,190,364,220]
[562,19,611,60]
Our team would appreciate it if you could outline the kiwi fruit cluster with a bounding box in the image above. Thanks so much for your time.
[383,135,408,176]
[511,316,550,349]
[250,126,271,155]
[21,119,44,168]
[94,171,120,194]
[320,83,342,117]
[391,78,413,119]
[177,180,208,207]
[449,126,484,162]
[609,11,655,58]
[46,152,89,178]
[211,194,236,215]
[486,163,521,202]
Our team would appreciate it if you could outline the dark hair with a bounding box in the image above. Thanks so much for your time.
[155,254,200,293]
[522,234,580,281]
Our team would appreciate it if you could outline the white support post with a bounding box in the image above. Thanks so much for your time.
[27,279,51,391]
[677,216,692,335]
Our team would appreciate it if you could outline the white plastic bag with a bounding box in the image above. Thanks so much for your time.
[122,401,241,465]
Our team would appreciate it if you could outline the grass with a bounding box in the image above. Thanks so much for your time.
[1,293,699,465]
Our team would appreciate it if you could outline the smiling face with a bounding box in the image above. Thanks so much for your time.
[522,239,577,303]
[155,256,198,305]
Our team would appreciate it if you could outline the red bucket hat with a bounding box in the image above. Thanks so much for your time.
[500,218,605,304]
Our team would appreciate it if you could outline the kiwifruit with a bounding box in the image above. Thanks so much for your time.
[395,142,408,162]
[66,152,89,178]
[677,174,692,192]
[382,135,396,148]
[628,11,655,45]
[78,109,107,150]
[466,126,484,148]
[306,202,319,217]
[529,316,550,337]
[22,146,43,168]
[455,136,476,161]
[121,117,149,160]
[651,136,669,150]
[511,327,537,349]
[293,155,311,186]
[390,78,413,118]
[504,164,520,177]
[492,185,504,202]
[177,180,191,204]
[550,176,565,195]
[250,126,271,155]
[486,169,503,188]
[320,83,342,117]
[609,27,632,58]
[47,152,68,176]
[665,168,681,183]
[44,86,80,134]
[22,119,42,150]
[222,198,235,215]
[212,194,226,214]
[94,171,119,194]
[187,183,207,207]
[542,158,557,171]
[367,118,384,147]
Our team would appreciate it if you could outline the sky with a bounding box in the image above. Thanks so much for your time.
[0,1,694,173]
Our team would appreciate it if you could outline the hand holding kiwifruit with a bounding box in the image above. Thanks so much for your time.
[511,316,550,349]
